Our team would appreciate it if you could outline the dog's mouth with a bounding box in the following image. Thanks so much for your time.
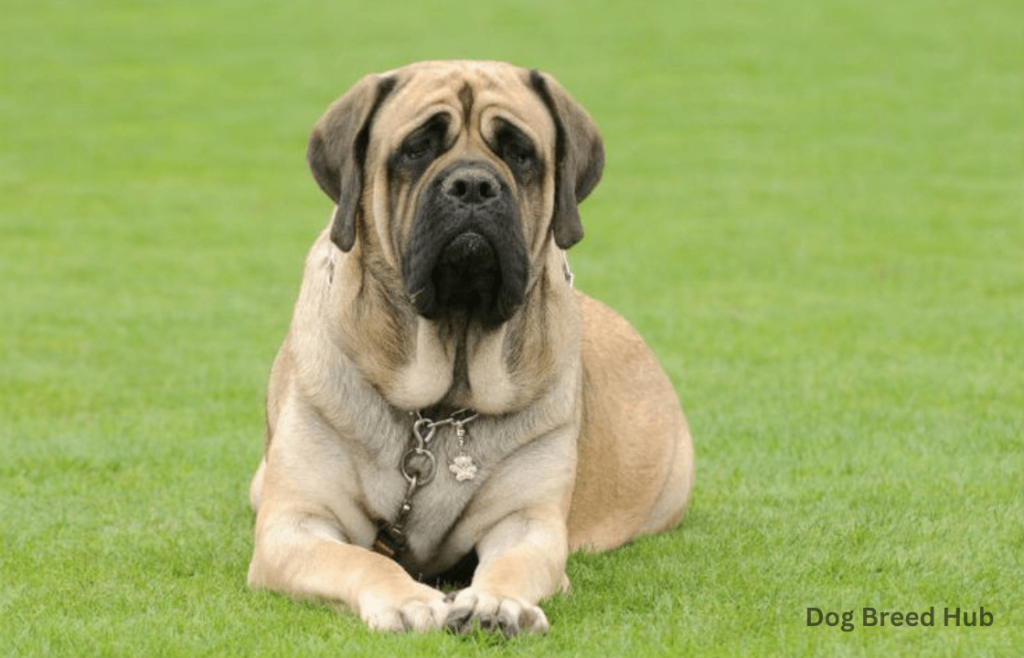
[433,231,499,309]
[408,229,522,328]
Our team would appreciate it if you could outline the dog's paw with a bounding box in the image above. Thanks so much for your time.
[359,585,449,632]
[444,588,549,636]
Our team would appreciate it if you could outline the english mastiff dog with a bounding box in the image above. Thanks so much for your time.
[247,60,694,635]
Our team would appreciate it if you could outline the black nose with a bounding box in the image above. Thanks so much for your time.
[442,167,500,205]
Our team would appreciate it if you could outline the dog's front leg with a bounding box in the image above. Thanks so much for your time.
[248,506,448,632]
[445,503,569,635]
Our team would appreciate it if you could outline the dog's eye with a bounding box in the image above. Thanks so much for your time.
[504,143,535,166]
[400,134,435,162]
[495,127,538,172]
[398,114,449,165]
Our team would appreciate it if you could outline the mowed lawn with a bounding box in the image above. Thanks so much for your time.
[2,0,1021,656]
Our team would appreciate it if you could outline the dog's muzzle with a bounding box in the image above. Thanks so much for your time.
[403,162,528,328]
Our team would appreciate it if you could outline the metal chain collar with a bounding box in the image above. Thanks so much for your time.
[373,409,479,561]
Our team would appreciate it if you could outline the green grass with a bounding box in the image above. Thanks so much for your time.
[2,0,1022,656]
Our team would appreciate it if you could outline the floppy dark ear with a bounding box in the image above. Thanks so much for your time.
[529,70,605,250]
[307,75,397,252]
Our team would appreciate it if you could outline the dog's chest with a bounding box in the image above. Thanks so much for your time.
[364,418,494,573]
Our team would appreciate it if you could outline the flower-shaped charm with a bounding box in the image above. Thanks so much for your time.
[449,454,477,482]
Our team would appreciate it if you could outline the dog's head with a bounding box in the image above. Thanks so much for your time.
[307,60,604,328]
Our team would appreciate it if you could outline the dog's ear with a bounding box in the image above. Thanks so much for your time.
[307,75,397,252]
[529,70,605,250]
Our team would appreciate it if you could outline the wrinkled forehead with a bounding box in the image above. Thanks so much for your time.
[372,62,555,148]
